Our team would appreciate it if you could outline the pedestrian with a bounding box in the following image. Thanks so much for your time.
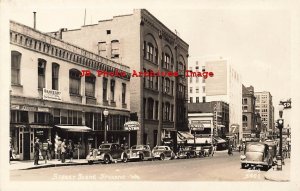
[68,139,74,162]
[42,141,49,164]
[56,137,62,161]
[47,139,53,161]
[61,139,67,163]
[34,138,40,165]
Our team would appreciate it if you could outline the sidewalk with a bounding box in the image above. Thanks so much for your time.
[264,158,290,182]
[10,159,88,170]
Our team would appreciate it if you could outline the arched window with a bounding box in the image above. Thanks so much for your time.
[69,69,81,95]
[243,115,248,122]
[11,51,22,85]
[52,63,60,90]
[85,74,96,97]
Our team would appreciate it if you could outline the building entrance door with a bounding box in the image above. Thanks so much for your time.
[23,132,30,160]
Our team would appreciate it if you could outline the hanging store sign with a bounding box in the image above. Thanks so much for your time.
[43,88,62,102]
[280,100,291,109]
[124,121,140,131]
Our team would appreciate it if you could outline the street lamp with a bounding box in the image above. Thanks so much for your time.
[103,109,109,143]
[276,103,284,170]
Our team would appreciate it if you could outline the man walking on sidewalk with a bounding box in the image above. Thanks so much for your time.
[61,139,67,163]
[34,138,40,165]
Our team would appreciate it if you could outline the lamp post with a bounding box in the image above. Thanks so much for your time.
[103,109,109,143]
[276,103,284,170]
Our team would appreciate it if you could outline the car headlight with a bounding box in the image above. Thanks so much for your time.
[240,155,246,160]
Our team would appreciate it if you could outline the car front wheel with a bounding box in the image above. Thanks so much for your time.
[160,154,165,160]
[122,154,128,163]
[139,154,144,161]
[103,155,110,164]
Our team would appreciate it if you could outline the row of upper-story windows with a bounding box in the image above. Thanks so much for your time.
[189,86,205,93]
[189,96,206,103]
[10,32,129,80]
[98,40,120,59]
[142,41,186,72]
[11,51,127,105]
[143,97,174,122]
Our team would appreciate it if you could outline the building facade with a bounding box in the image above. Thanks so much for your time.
[50,9,189,149]
[254,91,275,138]
[10,21,131,160]
[188,57,242,143]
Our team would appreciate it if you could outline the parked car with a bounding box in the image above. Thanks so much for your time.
[86,143,128,164]
[176,146,197,159]
[240,142,272,170]
[126,145,154,161]
[152,146,176,160]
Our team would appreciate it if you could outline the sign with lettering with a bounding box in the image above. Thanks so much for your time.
[280,100,291,109]
[124,121,140,131]
[43,88,62,102]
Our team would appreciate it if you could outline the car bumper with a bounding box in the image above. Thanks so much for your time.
[241,160,268,166]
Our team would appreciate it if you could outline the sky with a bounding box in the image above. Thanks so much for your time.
[3,0,294,118]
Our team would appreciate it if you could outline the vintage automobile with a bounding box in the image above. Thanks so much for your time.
[176,146,197,159]
[86,143,128,164]
[126,145,154,161]
[152,146,176,160]
[240,142,273,170]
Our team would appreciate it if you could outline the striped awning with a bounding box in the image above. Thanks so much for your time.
[56,125,92,132]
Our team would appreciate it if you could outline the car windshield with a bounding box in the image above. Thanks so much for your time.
[99,144,111,149]
[154,146,166,150]
[131,145,144,150]
[246,143,265,152]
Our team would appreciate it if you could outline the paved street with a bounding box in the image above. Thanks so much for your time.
[10,151,269,181]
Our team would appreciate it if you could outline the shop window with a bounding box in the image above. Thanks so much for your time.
[11,51,22,85]
[10,110,28,123]
[34,112,49,124]
[196,97,199,103]
[53,109,60,124]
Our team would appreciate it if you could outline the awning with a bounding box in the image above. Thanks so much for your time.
[213,137,226,143]
[30,125,52,129]
[178,131,194,139]
[55,125,92,132]
[187,137,212,144]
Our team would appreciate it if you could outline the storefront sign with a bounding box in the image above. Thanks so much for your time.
[189,120,205,130]
[11,105,20,109]
[43,88,62,102]
[38,107,50,112]
[21,105,37,111]
[124,121,140,131]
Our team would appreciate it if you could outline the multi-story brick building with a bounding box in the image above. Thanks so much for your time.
[254,91,275,137]
[50,9,189,149]
[10,21,131,160]
[242,85,257,140]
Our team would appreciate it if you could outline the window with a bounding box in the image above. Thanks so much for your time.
[53,109,60,124]
[165,78,170,93]
[243,115,248,122]
[38,59,46,89]
[196,97,199,103]
[164,54,170,69]
[146,43,154,62]
[196,87,199,93]
[106,30,111,34]
[110,80,115,102]
[171,105,174,121]
[190,87,193,93]
[155,76,159,90]
[155,101,159,120]
[34,112,49,124]
[190,77,192,83]
[148,98,154,119]
[243,98,248,105]
[98,42,106,56]
[202,96,206,103]
[171,81,174,95]
[243,106,248,112]
[103,78,108,101]
[190,97,193,103]
[165,102,170,121]
[85,74,96,97]
[202,86,206,93]
[11,51,21,85]
[52,63,59,90]
[202,77,205,83]
[69,69,81,95]
[10,110,28,123]
[111,40,119,58]
[122,83,126,104]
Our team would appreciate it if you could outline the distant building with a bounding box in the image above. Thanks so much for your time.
[254,91,275,138]
[50,9,189,149]
[10,21,131,160]
[188,57,242,144]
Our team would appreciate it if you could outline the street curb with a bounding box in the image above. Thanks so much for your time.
[21,162,89,170]
[264,175,290,182]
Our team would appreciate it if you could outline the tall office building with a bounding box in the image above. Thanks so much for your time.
[188,57,242,142]
[254,91,275,137]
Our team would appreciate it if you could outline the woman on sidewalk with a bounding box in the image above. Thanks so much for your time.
[34,138,40,165]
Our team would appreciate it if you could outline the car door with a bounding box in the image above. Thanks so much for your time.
[144,145,151,158]
[165,147,171,157]
[111,144,119,159]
